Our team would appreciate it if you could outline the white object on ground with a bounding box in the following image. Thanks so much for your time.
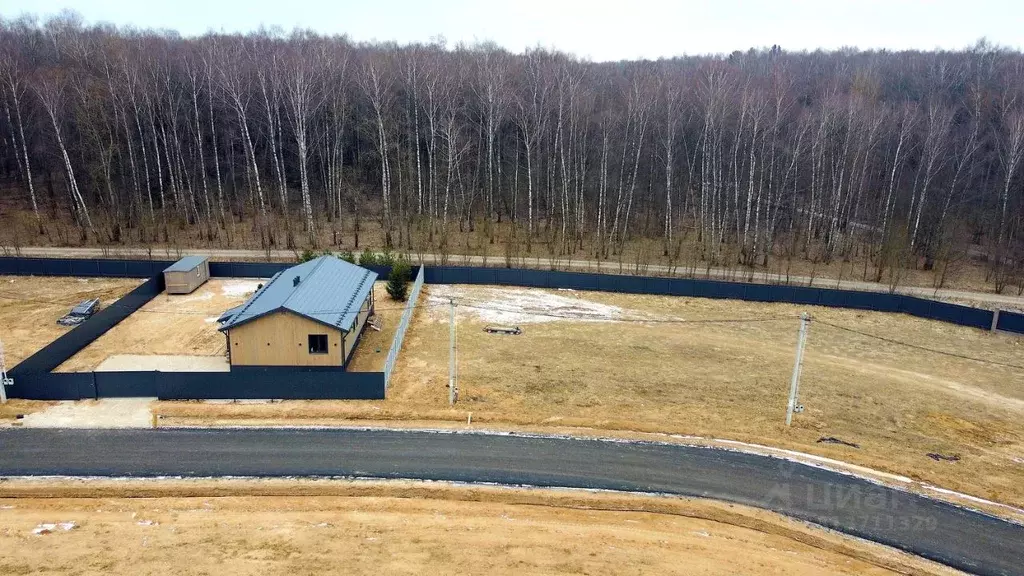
[33,522,76,535]
[220,279,264,297]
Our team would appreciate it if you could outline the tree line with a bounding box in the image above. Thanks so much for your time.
[1,13,1023,292]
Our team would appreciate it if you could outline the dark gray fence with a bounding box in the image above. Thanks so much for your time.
[0,257,173,277]
[0,257,393,281]
[9,274,166,378]
[424,266,1007,332]
[997,310,1024,333]
[210,261,393,280]
[8,370,384,400]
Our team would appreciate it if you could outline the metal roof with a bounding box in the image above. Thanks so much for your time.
[164,255,208,272]
[216,304,244,324]
[217,255,377,333]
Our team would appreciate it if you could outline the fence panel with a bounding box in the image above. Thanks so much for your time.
[997,311,1024,334]
[156,370,385,400]
[519,269,548,288]
[94,371,162,397]
[6,372,93,400]
[493,268,523,286]
[383,265,425,389]
[899,296,934,319]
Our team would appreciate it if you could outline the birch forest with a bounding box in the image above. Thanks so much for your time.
[1,13,1023,291]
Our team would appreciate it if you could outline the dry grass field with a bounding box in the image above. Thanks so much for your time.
[0,275,140,368]
[56,278,262,372]
[0,479,958,576]
[160,284,1024,509]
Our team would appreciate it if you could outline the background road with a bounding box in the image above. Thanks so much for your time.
[0,428,1020,575]
[8,245,1023,309]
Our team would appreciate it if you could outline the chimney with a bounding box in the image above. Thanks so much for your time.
[293,275,301,287]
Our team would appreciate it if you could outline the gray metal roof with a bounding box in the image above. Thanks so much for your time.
[218,255,377,333]
[164,255,208,272]
[216,304,244,324]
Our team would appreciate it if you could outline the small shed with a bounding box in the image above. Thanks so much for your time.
[164,255,210,294]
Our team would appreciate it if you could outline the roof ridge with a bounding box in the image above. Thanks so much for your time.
[280,256,328,310]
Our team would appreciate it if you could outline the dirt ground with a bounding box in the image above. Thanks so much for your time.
[56,278,263,372]
[346,282,401,372]
[0,275,140,368]
[0,479,958,576]
[157,284,1024,509]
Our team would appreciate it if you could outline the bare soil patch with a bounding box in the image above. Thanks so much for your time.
[56,278,262,372]
[0,479,958,576]
[159,284,1024,509]
[0,275,140,367]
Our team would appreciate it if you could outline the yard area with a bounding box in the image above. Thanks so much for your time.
[0,480,954,576]
[0,275,140,368]
[159,284,1024,509]
[55,278,262,372]
[345,282,399,372]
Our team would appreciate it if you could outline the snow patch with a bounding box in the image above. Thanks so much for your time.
[427,285,642,324]
[221,279,263,298]
[33,522,76,535]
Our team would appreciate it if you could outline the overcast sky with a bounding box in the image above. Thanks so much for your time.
[2,0,1021,61]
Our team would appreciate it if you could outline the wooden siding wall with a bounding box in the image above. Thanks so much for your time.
[344,292,373,360]
[227,311,343,366]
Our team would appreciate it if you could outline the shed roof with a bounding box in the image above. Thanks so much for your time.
[218,255,377,333]
[164,255,209,272]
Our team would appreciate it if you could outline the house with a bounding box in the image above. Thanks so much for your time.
[218,256,378,368]
[164,256,210,294]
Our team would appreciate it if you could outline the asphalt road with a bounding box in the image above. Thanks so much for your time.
[10,245,1024,309]
[0,428,1020,575]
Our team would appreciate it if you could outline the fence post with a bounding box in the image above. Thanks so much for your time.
[0,340,9,404]
[991,309,1000,332]
[448,298,457,406]
[786,313,810,426]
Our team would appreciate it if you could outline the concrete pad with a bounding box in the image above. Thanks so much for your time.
[20,399,154,429]
[95,354,229,372]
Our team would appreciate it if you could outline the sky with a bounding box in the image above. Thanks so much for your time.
[1,0,1021,61]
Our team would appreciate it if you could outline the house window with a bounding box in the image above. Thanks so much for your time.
[308,334,329,355]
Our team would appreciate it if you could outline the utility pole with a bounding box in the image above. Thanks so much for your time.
[448,298,457,406]
[0,340,11,404]
[786,313,810,426]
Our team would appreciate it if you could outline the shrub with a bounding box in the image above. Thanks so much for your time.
[379,246,396,267]
[298,248,318,263]
[386,260,412,301]
[338,250,356,264]
[359,249,378,267]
